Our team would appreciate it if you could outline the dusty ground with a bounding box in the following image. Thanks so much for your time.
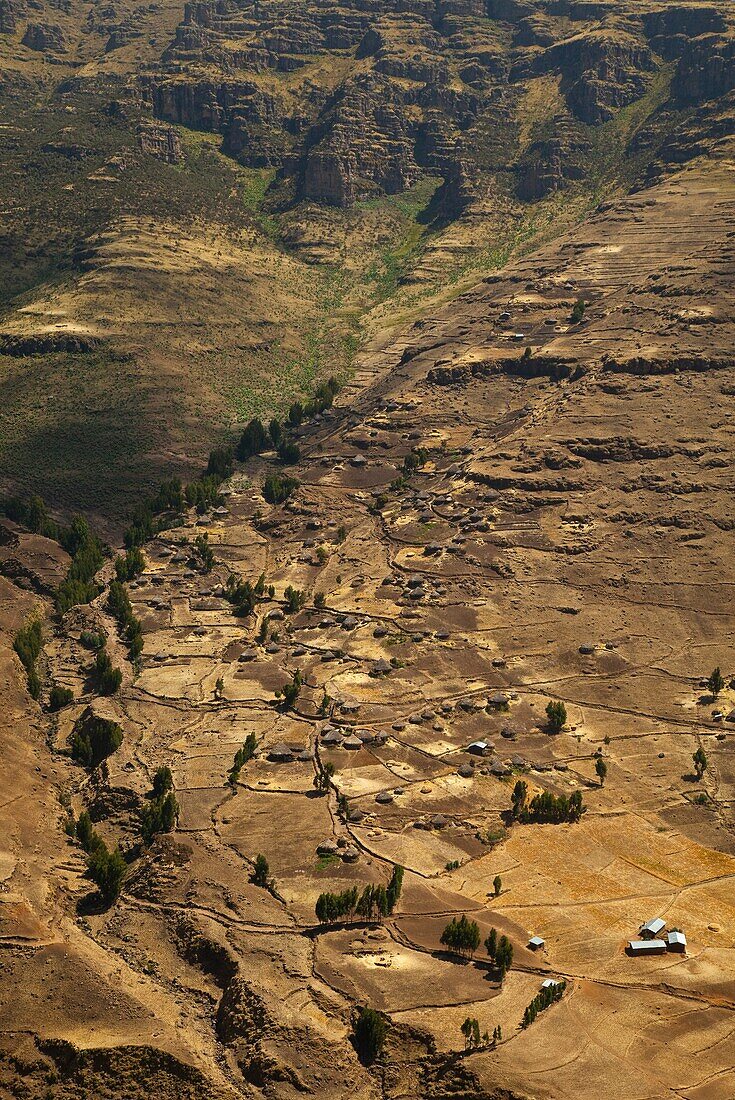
[2,150,735,1098]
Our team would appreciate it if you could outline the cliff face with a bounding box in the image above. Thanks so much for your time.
[131,0,735,206]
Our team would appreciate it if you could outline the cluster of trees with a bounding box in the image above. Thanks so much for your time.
[70,713,123,769]
[276,669,302,710]
[114,547,144,582]
[263,473,299,505]
[206,445,234,480]
[403,447,428,475]
[141,766,179,844]
[224,571,273,617]
[123,457,229,549]
[460,1018,497,1051]
[316,869,403,925]
[284,585,306,613]
[519,789,584,825]
[485,928,513,977]
[229,733,257,784]
[546,700,567,734]
[124,479,185,549]
[91,647,123,695]
[14,616,42,699]
[56,517,105,616]
[75,812,127,906]
[108,580,143,660]
[440,915,481,958]
[2,493,60,540]
[236,378,340,467]
[569,298,587,324]
[353,1006,387,1064]
[522,979,566,1028]
[2,499,107,620]
[313,759,335,794]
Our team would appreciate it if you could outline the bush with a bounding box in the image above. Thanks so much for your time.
[49,683,74,711]
[80,629,106,650]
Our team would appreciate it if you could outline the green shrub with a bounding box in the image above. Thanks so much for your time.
[49,683,74,711]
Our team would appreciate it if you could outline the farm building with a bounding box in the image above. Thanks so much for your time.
[467,741,490,755]
[667,931,687,952]
[541,978,561,990]
[268,742,295,762]
[628,939,667,955]
[528,936,545,950]
[640,917,666,938]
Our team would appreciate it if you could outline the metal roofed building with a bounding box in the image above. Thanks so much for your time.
[628,939,667,955]
[640,917,666,938]
[528,935,545,950]
[667,930,687,952]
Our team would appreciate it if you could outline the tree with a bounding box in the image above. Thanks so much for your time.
[595,757,608,786]
[708,667,725,698]
[87,842,127,905]
[237,418,269,461]
[353,1007,387,1064]
[252,854,270,888]
[569,298,587,324]
[461,1017,481,1050]
[495,935,513,979]
[386,865,404,914]
[546,700,567,734]
[269,418,282,446]
[493,874,502,897]
[485,927,497,961]
[511,779,527,819]
[693,746,708,780]
[277,669,302,710]
[76,809,94,851]
[152,766,173,798]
